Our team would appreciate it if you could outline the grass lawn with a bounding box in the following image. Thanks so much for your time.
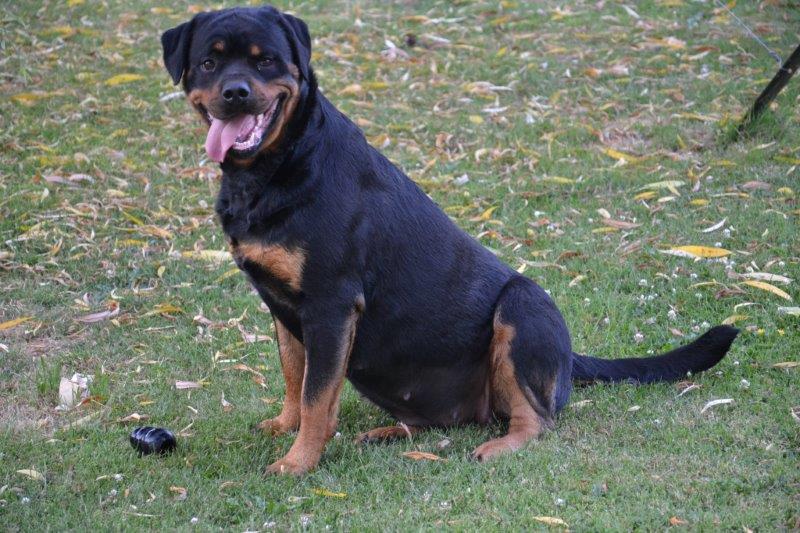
[1,0,799,529]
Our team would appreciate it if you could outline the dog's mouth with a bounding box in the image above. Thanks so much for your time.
[204,96,284,163]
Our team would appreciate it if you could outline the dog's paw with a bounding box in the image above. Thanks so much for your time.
[252,416,297,436]
[265,455,313,476]
[470,437,514,462]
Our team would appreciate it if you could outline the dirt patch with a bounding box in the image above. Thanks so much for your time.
[599,117,654,154]
[0,396,56,434]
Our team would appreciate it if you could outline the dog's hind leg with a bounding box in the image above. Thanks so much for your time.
[471,276,573,461]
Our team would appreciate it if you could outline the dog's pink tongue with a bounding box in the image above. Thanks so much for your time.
[205,115,256,163]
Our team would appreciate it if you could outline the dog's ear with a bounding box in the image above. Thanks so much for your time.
[277,12,312,81]
[161,17,200,85]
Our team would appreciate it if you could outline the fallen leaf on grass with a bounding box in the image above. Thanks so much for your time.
[63,410,102,429]
[75,302,119,324]
[772,362,799,369]
[532,516,568,527]
[741,281,792,301]
[310,488,347,498]
[777,307,800,316]
[643,36,686,49]
[602,147,642,163]
[569,275,586,287]
[402,451,444,461]
[669,516,688,526]
[0,316,33,331]
[142,303,184,317]
[237,325,272,343]
[601,218,641,230]
[181,250,232,263]
[105,74,144,86]
[12,92,55,105]
[791,407,800,424]
[17,469,45,482]
[700,398,733,414]
[640,180,685,193]
[218,481,240,492]
[700,218,726,233]
[117,412,149,423]
[226,363,266,385]
[541,176,574,185]
[721,315,748,325]
[169,486,188,501]
[741,180,771,191]
[175,380,205,390]
[660,246,731,259]
[221,393,233,412]
[739,272,792,284]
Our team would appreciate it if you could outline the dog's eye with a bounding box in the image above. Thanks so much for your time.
[257,58,274,71]
[201,59,216,72]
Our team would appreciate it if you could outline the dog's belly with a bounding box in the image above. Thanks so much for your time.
[347,350,492,427]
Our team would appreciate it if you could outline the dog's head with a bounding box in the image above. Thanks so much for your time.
[161,6,312,165]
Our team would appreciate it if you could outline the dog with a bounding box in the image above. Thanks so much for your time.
[161,6,739,475]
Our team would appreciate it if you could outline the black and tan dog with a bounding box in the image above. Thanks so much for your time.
[161,6,739,475]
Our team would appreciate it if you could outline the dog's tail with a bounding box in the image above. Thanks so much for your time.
[571,325,738,384]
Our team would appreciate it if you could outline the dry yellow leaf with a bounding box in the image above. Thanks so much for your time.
[0,316,33,331]
[634,191,657,201]
[661,245,731,259]
[469,115,484,124]
[104,74,145,86]
[339,83,363,96]
[603,147,642,163]
[721,315,747,325]
[139,225,173,239]
[542,176,574,184]
[741,280,792,301]
[533,516,569,527]
[689,199,709,206]
[402,451,444,461]
[181,250,233,263]
[11,92,51,105]
[477,206,498,221]
[772,362,799,369]
[310,488,347,498]
[362,81,389,90]
[17,469,45,482]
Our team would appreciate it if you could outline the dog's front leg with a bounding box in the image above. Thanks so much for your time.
[266,296,361,476]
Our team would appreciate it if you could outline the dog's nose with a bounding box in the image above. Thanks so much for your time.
[221,79,251,104]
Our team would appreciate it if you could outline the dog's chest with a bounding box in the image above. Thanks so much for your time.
[227,236,306,308]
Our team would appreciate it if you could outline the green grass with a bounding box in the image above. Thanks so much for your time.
[1,0,799,530]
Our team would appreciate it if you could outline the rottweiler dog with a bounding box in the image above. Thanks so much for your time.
[161,6,739,475]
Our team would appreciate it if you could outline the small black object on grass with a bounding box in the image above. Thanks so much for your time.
[130,426,177,456]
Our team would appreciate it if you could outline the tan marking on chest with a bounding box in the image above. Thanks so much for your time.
[232,242,305,291]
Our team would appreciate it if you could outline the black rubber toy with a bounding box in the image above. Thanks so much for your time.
[129,426,176,455]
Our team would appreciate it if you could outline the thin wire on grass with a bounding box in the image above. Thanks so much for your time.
[712,0,782,65]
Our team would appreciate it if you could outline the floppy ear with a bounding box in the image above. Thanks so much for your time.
[161,19,195,85]
[278,12,312,80]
